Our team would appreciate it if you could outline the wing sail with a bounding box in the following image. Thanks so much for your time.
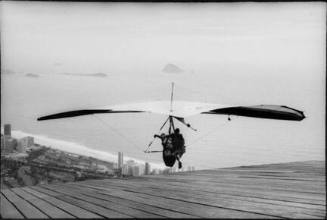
[37,101,305,121]
[37,109,144,121]
[201,105,305,121]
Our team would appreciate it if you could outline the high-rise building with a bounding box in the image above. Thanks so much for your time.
[4,124,11,137]
[2,138,16,154]
[139,163,145,175]
[16,142,26,153]
[17,136,34,152]
[1,135,4,149]
[144,162,151,175]
[132,166,140,176]
[118,152,123,169]
[122,164,129,175]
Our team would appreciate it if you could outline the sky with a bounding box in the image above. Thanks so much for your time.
[0,2,325,169]
[1,2,325,74]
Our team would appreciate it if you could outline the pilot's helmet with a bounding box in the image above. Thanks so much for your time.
[175,128,180,134]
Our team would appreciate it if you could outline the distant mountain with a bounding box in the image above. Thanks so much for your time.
[61,73,108,77]
[91,73,107,77]
[162,63,183,73]
[2,68,15,74]
[25,73,39,78]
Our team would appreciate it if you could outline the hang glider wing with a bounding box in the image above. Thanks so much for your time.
[201,105,305,121]
[37,109,144,121]
[37,101,226,121]
[37,101,305,121]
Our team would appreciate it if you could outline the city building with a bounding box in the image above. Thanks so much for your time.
[122,164,129,175]
[17,136,34,152]
[97,164,109,173]
[1,135,4,150]
[16,142,26,153]
[118,152,123,169]
[2,137,17,154]
[139,163,145,175]
[132,166,140,176]
[144,162,151,175]
[1,124,15,154]
[4,124,11,137]
[126,159,136,167]
[162,168,170,174]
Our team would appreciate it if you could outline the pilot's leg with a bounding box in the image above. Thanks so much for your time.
[176,154,182,169]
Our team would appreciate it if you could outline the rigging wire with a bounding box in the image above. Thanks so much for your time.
[144,116,170,153]
[186,119,230,148]
[92,114,145,152]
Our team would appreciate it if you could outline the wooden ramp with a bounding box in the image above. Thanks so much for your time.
[1,161,325,219]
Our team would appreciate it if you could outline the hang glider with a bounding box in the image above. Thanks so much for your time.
[37,100,305,121]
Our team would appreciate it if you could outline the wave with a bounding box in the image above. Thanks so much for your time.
[3,129,164,169]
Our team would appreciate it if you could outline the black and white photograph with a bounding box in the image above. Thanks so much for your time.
[1,1,325,218]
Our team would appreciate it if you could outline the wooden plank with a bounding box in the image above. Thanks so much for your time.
[41,184,163,218]
[78,177,323,218]
[133,175,326,204]
[82,179,323,219]
[23,187,102,219]
[0,161,323,219]
[99,177,326,212]
[111,176,326,208]
[73,182,278,219]
[11,187,75,219]
[147,172,325,194]
[53,182,197,218]
[1,189,49,219]
[30,185,61,196]
[75,175,324,213]
[58,195,130,218]
[0,193,24,219]
[39,185,132,218]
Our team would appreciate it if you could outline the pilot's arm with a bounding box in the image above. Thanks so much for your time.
[154,134,163,140]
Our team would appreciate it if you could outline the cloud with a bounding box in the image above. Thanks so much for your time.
[25,73,39,78]
[60,73,108,77]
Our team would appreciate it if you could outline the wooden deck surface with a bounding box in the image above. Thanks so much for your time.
[1,161,325,219]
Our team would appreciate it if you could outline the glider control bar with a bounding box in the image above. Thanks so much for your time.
[144,150,163,153]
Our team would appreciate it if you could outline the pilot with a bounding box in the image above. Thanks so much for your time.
[171,128,185,169]
[154,133,173,150]
[154,129,185,169]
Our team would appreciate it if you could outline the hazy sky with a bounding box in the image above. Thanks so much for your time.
[1,2,325,168]
[1,2,325,74]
